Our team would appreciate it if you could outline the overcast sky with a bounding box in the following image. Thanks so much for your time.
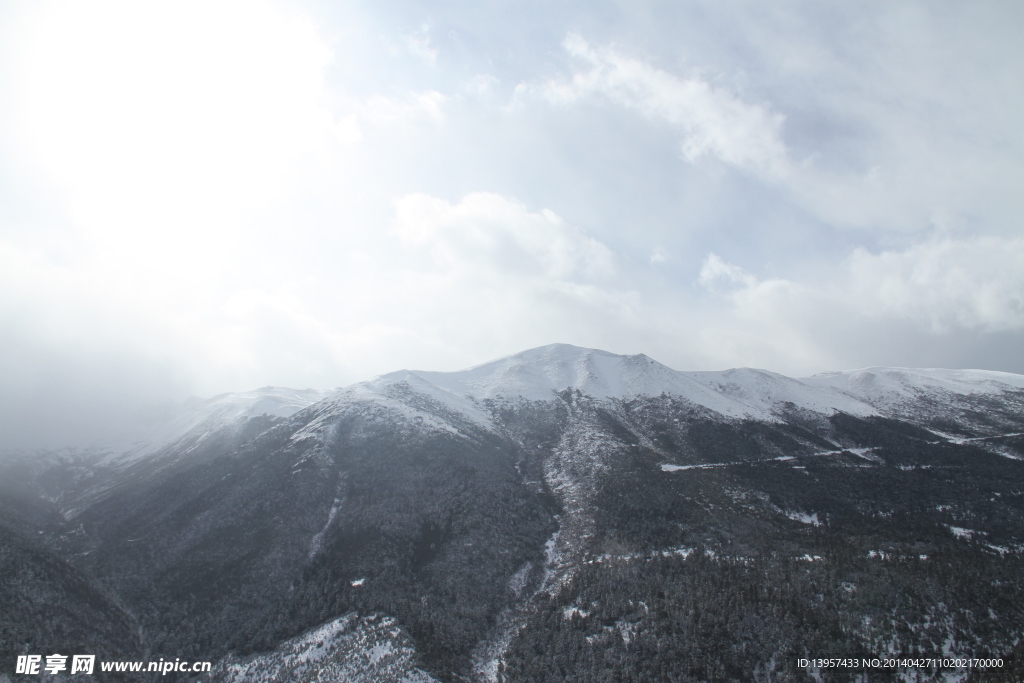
[2,0,1023,447]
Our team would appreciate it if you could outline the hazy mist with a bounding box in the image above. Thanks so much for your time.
[2,0,1022,448]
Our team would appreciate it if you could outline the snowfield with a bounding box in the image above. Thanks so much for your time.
[92,346,1024,466]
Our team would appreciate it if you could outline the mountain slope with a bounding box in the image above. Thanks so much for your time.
[0,523,143,682]
[3,345,1024,682]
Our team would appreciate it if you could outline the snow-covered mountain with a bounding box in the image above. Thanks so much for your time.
[801,366,1024,426]
[55,344,1020,466]
[277,344,1022,448]
[3,344,1024,683]
[803,366,1024,399]
[404,344,879,420]
[348,343,1024,431]
[10,345,1022,495]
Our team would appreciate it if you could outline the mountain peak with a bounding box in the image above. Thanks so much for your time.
[407,344,681,403]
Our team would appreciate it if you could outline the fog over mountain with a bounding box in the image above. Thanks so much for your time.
[2,344,1024,681]
[2,0,1024,449]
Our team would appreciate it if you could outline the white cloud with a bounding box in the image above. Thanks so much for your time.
[543,35,789,176]
[694,237,1024,371]
[465,74,500,95]
[362,90,446,123]
[394,192,615,282]
[843,238,1024,333]
[406,24,438,66]
[698,253,757,291]
[534,25,1024,237]
[356,192,651,371]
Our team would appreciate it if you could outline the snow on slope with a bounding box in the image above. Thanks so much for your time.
[90,347,1024,465]
[409,344,877,421]
[412,345,678,402]
[683,367,877,418]
[411,345,760,418]
[210,613,438,683]
[265,344,887,429]
[287,371,499,446]
[367,370,497,429]
[802,367,1024,407]
[288,344,798,444]
[103,387,326,466]
[798,368,1024,401]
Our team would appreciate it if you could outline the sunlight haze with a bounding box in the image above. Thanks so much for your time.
[1,0,1022,447]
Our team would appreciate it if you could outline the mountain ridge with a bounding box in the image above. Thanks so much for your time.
[58,344,1022,466]
[138,344,1024,457]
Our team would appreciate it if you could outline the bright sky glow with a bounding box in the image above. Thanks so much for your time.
[1,0,1022,447]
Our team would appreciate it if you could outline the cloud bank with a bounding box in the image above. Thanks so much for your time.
[1,0,1022,447]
